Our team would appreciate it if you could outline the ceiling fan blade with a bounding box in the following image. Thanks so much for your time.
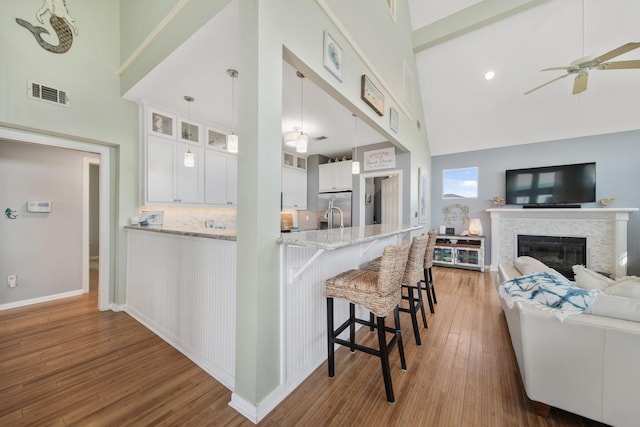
[572,73,588,95]
[598,59,640,70]
[541,66,573,72]
[593,42,640,63]
[524,74,570,95]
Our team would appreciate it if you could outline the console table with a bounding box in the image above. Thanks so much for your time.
[433,234,485,272]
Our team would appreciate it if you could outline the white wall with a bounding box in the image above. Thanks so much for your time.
[0,141,97,305]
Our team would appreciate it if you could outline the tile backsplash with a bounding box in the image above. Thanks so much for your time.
[138,206,237,230]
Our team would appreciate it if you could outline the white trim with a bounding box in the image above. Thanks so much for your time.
[0,289,84,311]
[0,126,112,311]
[315,0,413,120]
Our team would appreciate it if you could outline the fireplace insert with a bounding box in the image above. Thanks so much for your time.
[517,234,587,279]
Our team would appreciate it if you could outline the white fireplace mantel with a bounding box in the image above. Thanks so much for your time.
[487,208,638,278]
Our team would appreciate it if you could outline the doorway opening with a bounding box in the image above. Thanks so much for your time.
[83,158,100,301]
[358,170,402,226]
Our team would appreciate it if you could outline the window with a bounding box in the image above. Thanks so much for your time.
[443,167,478,199]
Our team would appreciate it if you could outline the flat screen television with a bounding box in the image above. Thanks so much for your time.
[505,162,596,207]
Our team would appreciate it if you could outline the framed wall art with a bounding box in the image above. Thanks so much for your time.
[390,107,399,133]
[323,31,343,81]
[361,75,384,116]
[148,108,176,139]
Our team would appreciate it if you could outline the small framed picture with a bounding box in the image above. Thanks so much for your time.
[323,31,343,81]
[148,108,176,139]
[390,107,399,133]
[179,118,202,144]
[361,75,384,116]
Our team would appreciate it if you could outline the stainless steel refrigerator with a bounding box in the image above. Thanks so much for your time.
[317,191,352,229]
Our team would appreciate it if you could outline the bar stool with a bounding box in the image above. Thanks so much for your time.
[421,230,438,313]
[364,233,430,345]
[325,241,410,403]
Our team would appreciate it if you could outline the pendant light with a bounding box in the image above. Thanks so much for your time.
[183,95,195,167]
[226,69,239,153]
[296,71,308,153]
[352,114,360,174]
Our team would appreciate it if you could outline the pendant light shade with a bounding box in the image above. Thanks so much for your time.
[227,69,239,153]
[352,114,360,175]
[183,95,195,167]
[296,71,308,154]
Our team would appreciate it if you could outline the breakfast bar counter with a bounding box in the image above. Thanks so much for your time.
[276,224,423,404]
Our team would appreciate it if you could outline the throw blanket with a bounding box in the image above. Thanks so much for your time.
[499,272,600,321]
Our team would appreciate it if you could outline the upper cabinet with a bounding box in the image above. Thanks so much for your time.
[142,105,235,207]
[318,161,352,192]
[282,151,307,209]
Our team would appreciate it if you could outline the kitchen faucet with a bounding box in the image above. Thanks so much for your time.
[324,200,344,229]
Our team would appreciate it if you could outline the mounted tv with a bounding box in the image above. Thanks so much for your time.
[505,162,596,207]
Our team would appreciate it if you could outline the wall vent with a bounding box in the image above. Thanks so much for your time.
[28,81,69,107]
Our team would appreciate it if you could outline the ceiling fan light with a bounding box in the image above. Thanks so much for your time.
[226,134,238,153]
[296,133,308,153]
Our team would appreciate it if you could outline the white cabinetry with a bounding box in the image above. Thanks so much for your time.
[205,149,237,206]
[318,161,352,192]
[282,167,307,209]
[433,235,485,272]
[146,135,203,204]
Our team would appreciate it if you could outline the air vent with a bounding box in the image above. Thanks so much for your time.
[312,136,328,141]
[28,81,69,107]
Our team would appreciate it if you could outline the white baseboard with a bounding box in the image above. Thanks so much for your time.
[0,289,84,311]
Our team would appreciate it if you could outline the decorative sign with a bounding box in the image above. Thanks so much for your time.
[363,147,395,171]
[16,0,78,54]
[361,75,384,116]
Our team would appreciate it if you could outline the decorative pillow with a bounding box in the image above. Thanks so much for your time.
[604,276,640,298]
[514,256,552,276]
[587,294,640,322]
[572,265,614,290]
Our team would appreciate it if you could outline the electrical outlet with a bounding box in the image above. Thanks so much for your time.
[7,275,17,288]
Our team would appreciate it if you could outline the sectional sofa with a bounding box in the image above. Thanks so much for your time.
[497,256,640,427]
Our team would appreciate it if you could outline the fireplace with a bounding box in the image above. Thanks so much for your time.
[517,235,586,279]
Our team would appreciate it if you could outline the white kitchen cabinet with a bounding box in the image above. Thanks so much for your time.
[146,135,203,204]
[282,167,307,209]
[205,149,237,206]
[318,161,352,192]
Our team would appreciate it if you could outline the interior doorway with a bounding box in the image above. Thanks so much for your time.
[358,170,402,226]
[83,157,100,296]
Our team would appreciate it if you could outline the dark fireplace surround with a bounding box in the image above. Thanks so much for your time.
[517,234,587,279]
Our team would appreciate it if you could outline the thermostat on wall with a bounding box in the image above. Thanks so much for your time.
[27,201,52,213]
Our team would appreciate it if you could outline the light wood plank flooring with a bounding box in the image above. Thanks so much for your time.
[0,265,607,426]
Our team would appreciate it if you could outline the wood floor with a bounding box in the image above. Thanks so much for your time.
[0,265,608,426]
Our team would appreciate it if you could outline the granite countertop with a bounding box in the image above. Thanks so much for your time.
[278,224,423,250]
[125,225,236,241]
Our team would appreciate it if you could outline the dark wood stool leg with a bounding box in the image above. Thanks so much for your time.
[393,306,407,371]
[424,268,435,314]
[415,280,428,328]
[406,285,421,345]
[376,316,394,403]
[429,267,437,305]
[349,303,356,352]
[327,297,335,378]
[369,312,375,331]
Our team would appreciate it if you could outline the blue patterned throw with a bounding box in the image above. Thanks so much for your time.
[499,272,600,321]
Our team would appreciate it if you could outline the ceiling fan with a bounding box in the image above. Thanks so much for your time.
[524,42,640,95]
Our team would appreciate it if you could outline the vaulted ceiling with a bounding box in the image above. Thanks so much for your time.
[124,0,640,158]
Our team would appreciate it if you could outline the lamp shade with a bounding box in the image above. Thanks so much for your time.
[227,134,238,153]
[352,160,360,174]
[283,131,299,148]
[296,133,308,153]
[468,218,483,236]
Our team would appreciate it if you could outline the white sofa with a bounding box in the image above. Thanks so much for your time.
[497,257,640,427]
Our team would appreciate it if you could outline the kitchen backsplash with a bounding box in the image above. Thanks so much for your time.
[138,206,237,230]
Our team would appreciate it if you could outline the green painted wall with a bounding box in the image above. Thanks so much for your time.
[1,0,138,305]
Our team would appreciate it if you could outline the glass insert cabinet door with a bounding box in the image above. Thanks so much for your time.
[456,248,479,266]
[434,247,454,264]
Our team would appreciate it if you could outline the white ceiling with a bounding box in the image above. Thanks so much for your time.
[124,0,640,158]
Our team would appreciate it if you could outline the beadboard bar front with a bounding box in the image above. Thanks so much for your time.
[125,228,236,390]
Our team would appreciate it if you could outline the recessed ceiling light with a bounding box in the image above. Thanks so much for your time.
[484,70,495,81]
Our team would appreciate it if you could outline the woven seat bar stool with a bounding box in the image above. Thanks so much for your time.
[326,241,410,403]
[364,233,430,345]
[420,230,438,313]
